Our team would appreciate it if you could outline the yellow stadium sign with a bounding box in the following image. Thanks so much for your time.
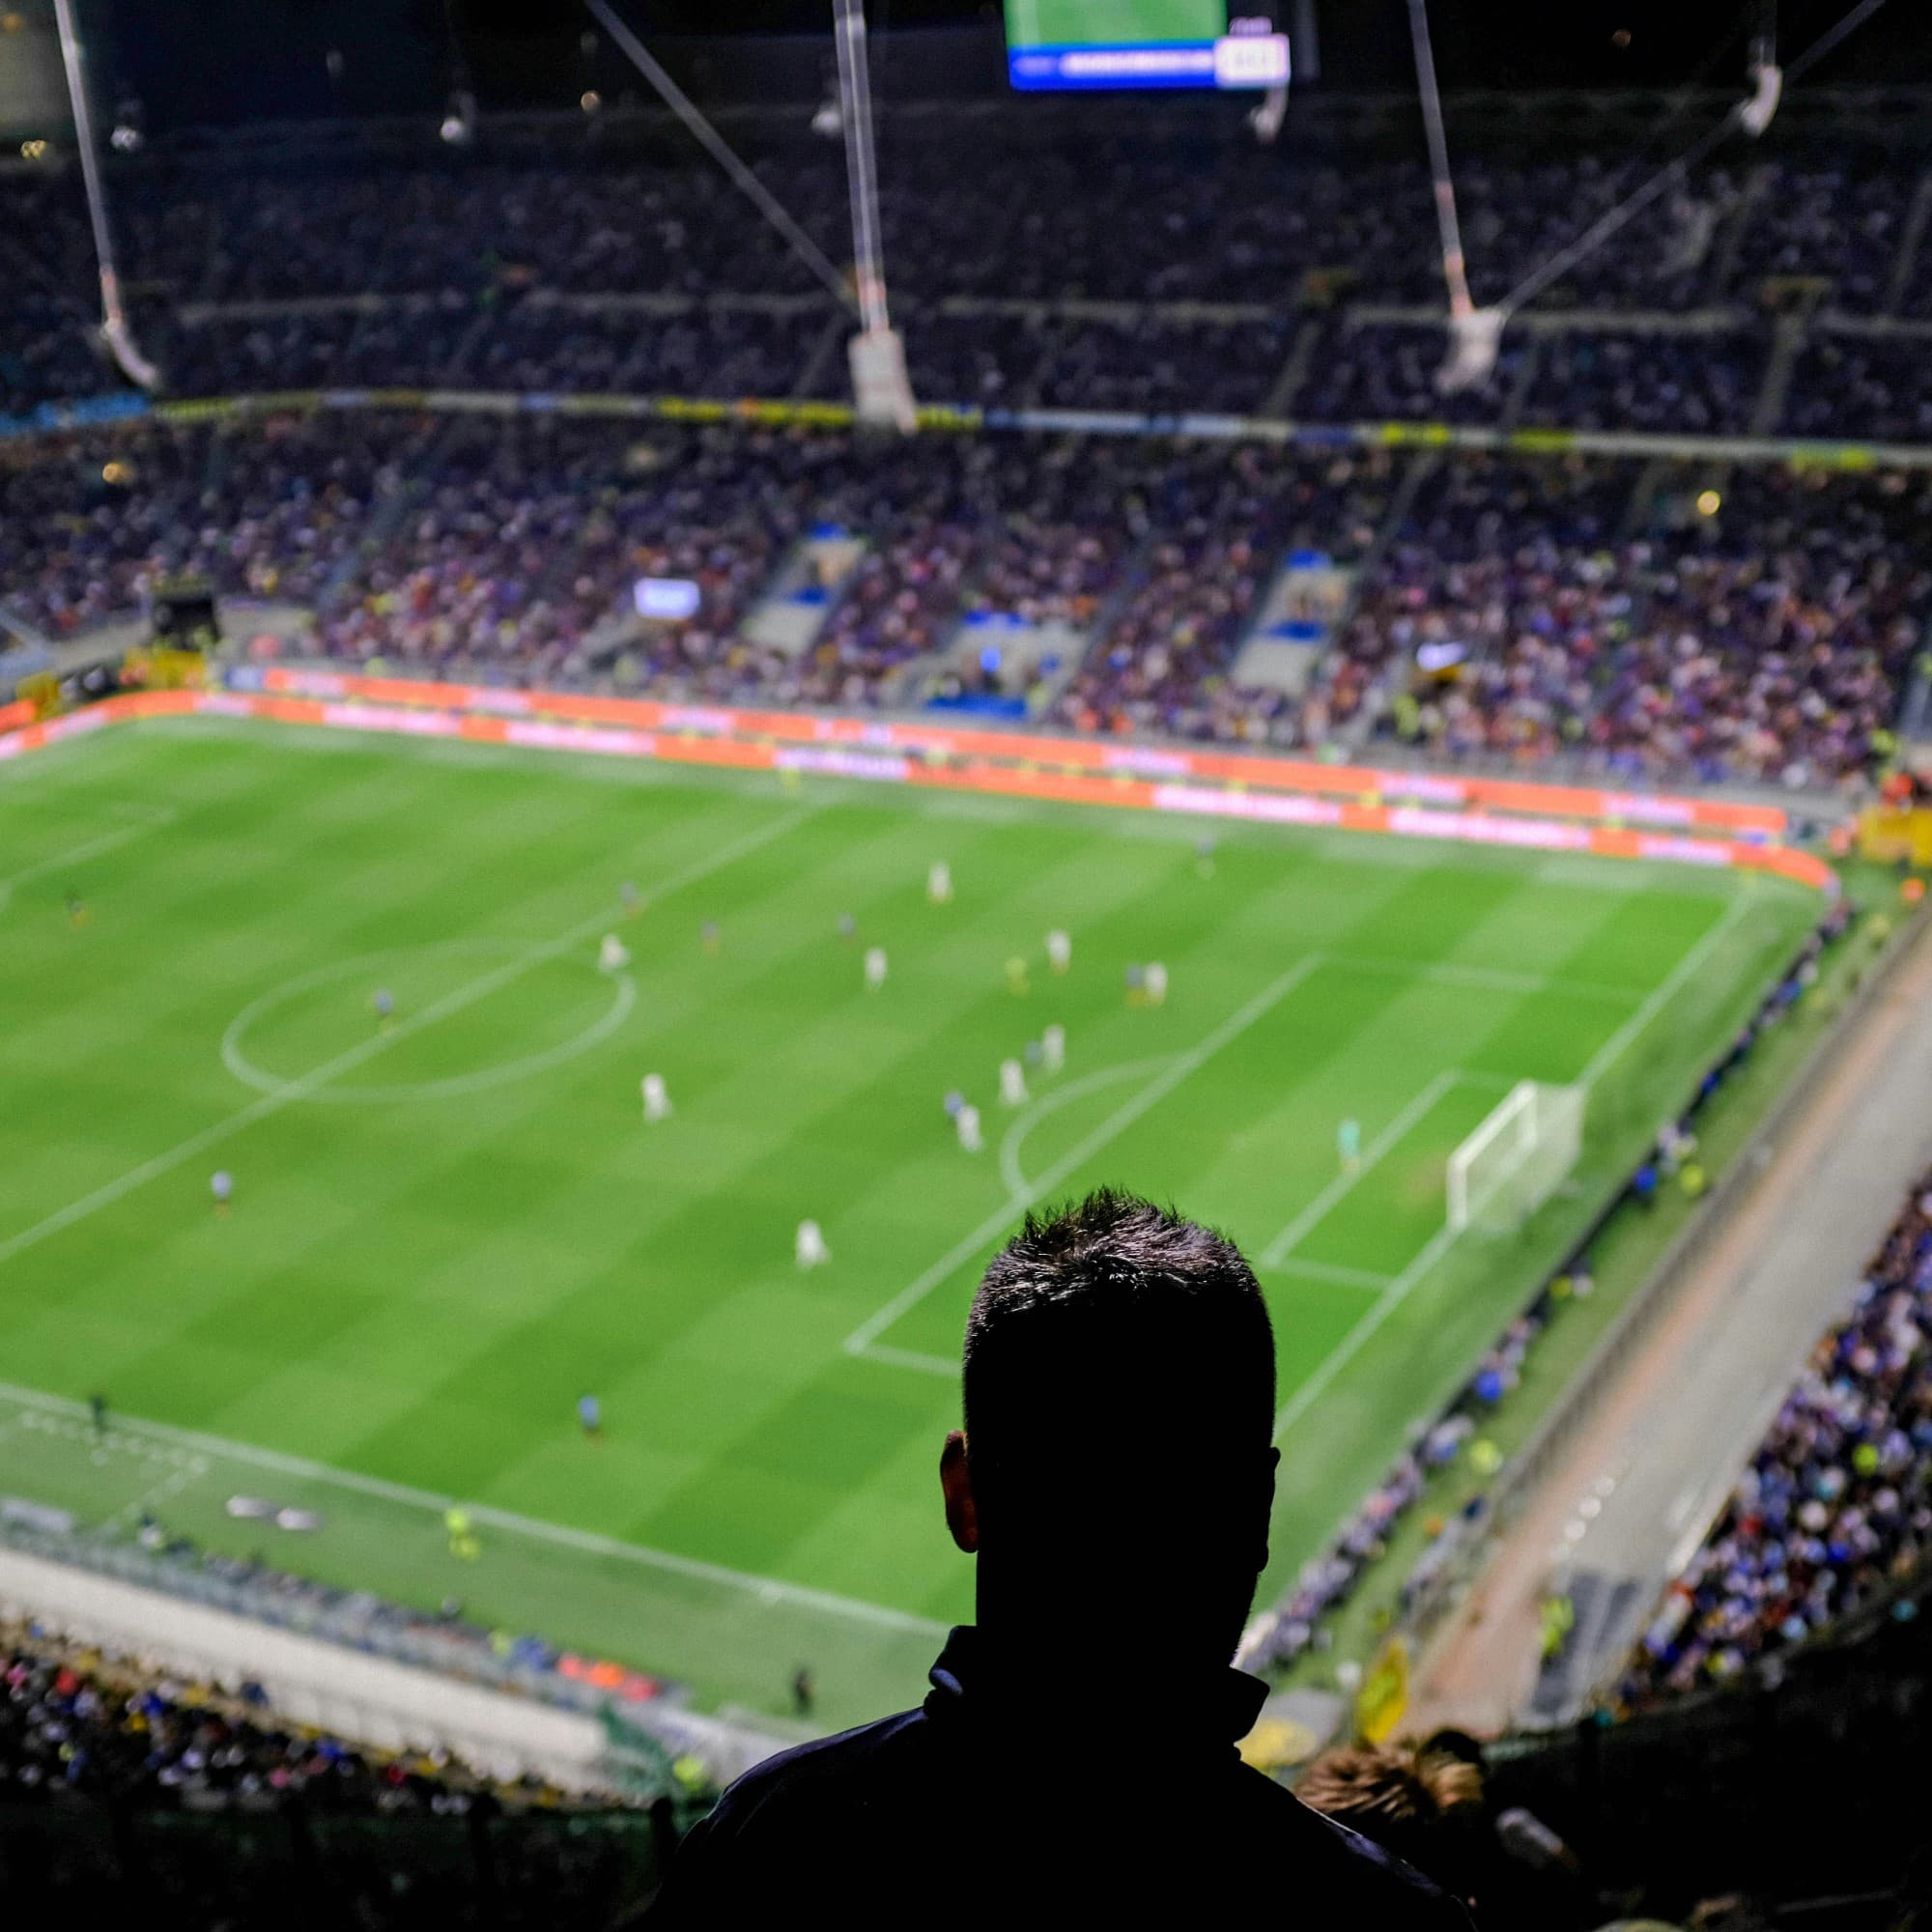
[1354,1635,1410,1745]
[123,647,208,692]
[1859,807,1932,868]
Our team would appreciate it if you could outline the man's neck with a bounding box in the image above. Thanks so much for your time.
[932,1621,1264,1758]
[973,1580,1248,1691]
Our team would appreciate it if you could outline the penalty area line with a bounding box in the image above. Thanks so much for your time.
[0,1380,945,1638]
[1270,895,1760,1443]
[1258,1067,1463,1269]
[1271,1219,1462,1443]
[1577,894,1754,1094]
[1267,1258,1398,1292]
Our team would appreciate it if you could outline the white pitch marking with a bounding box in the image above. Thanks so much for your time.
[1577,894,1753,1094]
[1271,892,1763,1442]
[1272,1219,1463,1442]
[0,810,807,1270]
[0,816,167,911]
[0,1379,945,1637]
[105,1454,212,1533]
[996,1055,1178,1202]
[846,953,1328,1361]
[220,942,639,1106]
[856,1342,957,1378]
[1267,1257,1399,1292]
[1259,1068,1463,1269]
[1327,952,1642,1005]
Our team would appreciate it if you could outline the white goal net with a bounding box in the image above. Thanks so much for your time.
[1446,1081,1585,1235]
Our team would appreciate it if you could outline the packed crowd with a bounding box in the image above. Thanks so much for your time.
[313,412,635,683]
[54,129,1904,319]
[6,116,1932,436]
[1321,452,1638,766]
[1049,444,1397,740]
[1783,332,1932,442]
[0,411,426,637]
[150,298,488,400]
[1327,455,1932,785]
[1520,329,1771,438]
[1621,1163,1932,1706]
[468,300,833,404]
[0,1621,574,1813]
[7,413,1930,787]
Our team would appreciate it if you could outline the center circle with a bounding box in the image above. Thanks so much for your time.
[221,939,637,1105]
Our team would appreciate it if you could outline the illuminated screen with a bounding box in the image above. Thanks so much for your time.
[635,579,702,622]
[1005,1,1288,91]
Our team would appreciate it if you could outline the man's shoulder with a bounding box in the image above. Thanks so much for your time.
[703,1708,931,1829]
[1225,1769,1473,1923]
[669,1717,1467,1927]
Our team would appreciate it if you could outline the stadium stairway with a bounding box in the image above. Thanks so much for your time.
[1750,309,1816,440]
[1884,171,1932,314]
[1896,648,1932,748]
[1315,451,1435,749]
[1260,318,1323,420]
[741,526,868,659]
[1229,550,1357,702]
[1522,1569,1645,1728]
[791,312,851,401]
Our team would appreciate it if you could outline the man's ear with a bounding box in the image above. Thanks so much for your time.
[941,1430,979,1553]
[1254,1446,1280,1575]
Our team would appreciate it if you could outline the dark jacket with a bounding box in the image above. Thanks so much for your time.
[648,1627,1475,1926]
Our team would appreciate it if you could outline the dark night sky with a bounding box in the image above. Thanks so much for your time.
[82,0,1929,128]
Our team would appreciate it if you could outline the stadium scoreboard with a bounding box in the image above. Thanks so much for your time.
[1006,1,1289,91]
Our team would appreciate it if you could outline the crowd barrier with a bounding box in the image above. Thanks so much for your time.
[241,667,1793,836]
[0,681,1835,894]
[8,381,1932,469]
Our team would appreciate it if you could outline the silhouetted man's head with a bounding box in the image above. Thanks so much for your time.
[941,1189,1278,1665]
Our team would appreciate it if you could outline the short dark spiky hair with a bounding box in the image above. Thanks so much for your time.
[962,1189,1275,1531]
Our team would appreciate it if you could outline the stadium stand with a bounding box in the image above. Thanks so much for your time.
[6,407,1930,787]
[0,1617,684,1928]
[1327,457,1932,784]
[5,107,1932,433]
[1,1619,570,1811]
[0,412,429,638]
[1618,1166,1932,1707]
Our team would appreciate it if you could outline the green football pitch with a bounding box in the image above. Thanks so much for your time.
[1006,0,1226,51]
[0,716,1819,1730]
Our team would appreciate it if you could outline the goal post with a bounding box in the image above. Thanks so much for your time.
[1446,1081,1585,1235]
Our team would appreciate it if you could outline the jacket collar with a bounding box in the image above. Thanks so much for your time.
[923,1624,1269,1759]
